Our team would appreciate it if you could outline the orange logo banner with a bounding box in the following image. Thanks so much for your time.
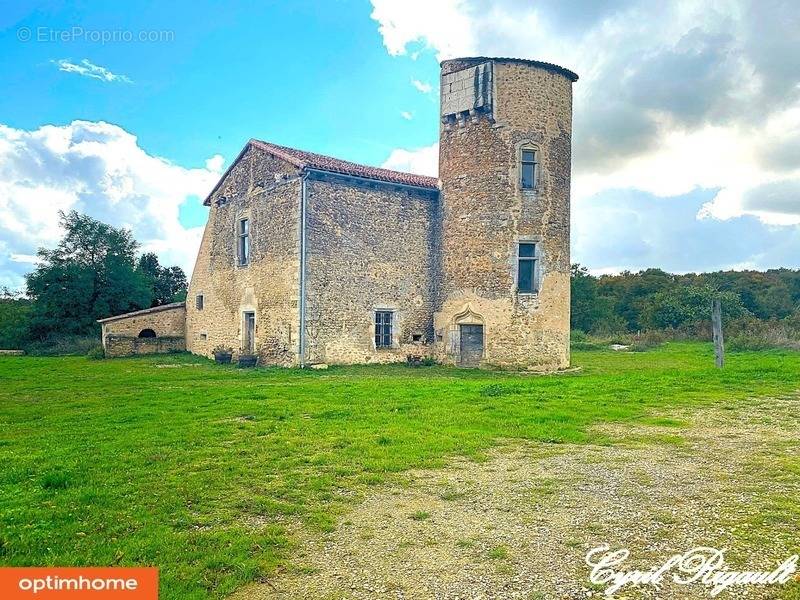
[0,568,158,599]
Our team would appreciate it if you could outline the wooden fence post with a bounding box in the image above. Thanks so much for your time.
[712,298,724,368]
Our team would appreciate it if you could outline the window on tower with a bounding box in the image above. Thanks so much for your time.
[521,147,539,190]
[517,242,539,293]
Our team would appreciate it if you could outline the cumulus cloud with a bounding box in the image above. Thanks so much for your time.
[53,59,133,83]
[400,111,414,120]
[0,120,223,290]
[382,142,438,177]
[411,79,433,94]
[371,0,800,271]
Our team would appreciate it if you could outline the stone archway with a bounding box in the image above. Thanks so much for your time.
[453,305,485,367]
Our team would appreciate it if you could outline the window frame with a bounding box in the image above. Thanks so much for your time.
[195,294,204,310]
[237,217,250,266]
[374,310,394,349]
[520,146,539,191]
[516,242,540,294]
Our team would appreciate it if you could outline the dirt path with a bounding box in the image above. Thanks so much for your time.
[234,395,800,599]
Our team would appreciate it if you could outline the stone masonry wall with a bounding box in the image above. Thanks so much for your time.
[100,303,186,357]
[304,175,437,364]
[186,144,302,366]
[105,335,185,358]
[435,58,573,370]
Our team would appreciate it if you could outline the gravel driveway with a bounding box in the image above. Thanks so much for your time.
[234,394,800,599]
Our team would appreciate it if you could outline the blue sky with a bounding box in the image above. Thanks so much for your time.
[1,0,799,290]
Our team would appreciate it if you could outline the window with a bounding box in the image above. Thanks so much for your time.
[138,328,156,338]
[375,311,393,348]
[521,148,538,190]
[238,218,250,266]
[517,242,539,293]
[196,294,204,310]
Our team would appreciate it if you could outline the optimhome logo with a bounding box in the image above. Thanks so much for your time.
[0,568,158,599]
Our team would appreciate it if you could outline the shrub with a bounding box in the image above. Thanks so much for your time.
[726,317,800,352]
[86,345,105,360]
[24,335,99,356]
[629,330,668,352]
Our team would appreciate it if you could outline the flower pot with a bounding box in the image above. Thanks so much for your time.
[214,353,232,364]
[238,354,258,368]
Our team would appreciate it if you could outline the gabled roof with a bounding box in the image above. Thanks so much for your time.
[203,139,439,205]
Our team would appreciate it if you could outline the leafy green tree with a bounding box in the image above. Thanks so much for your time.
[570,264,615,332]
[0,288,31,349]
[25,211,152,337]
[136,252,188,306]
[642,285,748,329]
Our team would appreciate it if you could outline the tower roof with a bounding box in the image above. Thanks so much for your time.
[441,56,579,82]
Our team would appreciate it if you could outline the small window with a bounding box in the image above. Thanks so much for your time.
[138,328,157,338]
[196,294,204,310]
[238,218,250,266]
[412,333,423,343]
[521,148,538,190]
[375,311,393,348]
[517,242,539,293]
[199,333,208,341]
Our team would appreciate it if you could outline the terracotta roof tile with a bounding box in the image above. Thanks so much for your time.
[250,139,439,190]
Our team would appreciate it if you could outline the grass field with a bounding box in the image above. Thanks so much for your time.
[1,343,799,598]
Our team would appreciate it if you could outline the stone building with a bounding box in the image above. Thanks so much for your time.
[100,56,578,369]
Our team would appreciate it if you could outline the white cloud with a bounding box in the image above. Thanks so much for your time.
[370,0,800,271]
[370,0,472,58]
[382,142,438,176]
[411,79,433,94]
[0,120,223,290]
[400,111,414,120]
[53,59,132,83]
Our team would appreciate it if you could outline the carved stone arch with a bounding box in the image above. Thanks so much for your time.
[453,304,485,326]
[452,305,485,367]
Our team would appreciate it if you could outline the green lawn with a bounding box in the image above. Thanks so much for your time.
[1,343,799,598]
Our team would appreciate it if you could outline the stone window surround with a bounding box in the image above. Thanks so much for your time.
[516,141,541,194]
[372,306,399,350]
[514,235,543,296]
[195,293,204,310]
[236,210,251,268]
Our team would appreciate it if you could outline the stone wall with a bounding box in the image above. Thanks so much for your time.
[105,335,185,358]
[99,302,187,357]
[435,58,574,370]
[186,144,302,365]
[304,174,438,364]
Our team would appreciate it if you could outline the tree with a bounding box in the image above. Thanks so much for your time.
[0,287,31,349]
[25,211,152,337]
[136,253,188,306]
[642,285,748,330]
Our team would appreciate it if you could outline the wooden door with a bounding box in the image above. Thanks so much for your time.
[459,324,483,367]
[243,312,255,354]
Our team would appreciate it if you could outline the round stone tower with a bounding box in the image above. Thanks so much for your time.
[434,57,578,370]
